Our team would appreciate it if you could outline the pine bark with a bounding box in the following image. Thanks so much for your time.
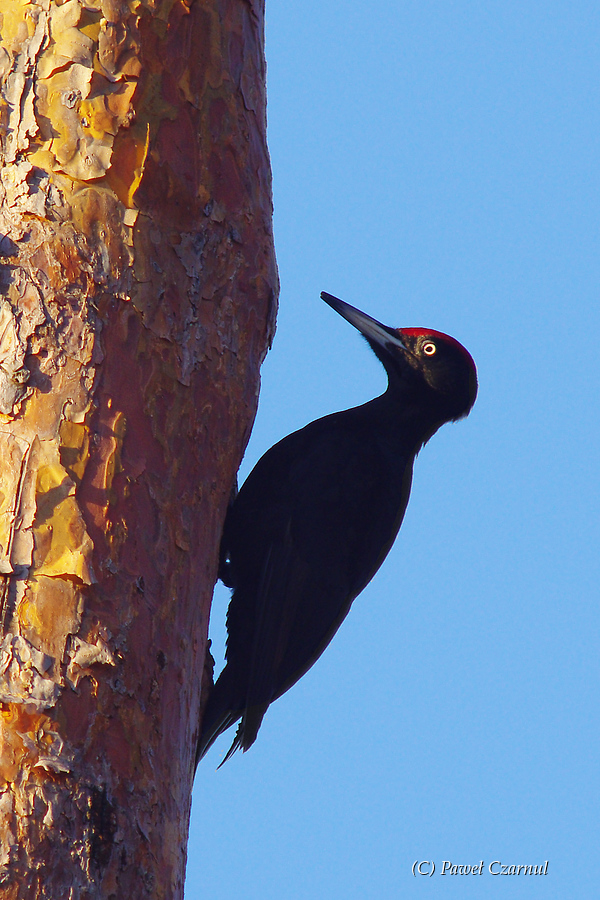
[0,0,277,896]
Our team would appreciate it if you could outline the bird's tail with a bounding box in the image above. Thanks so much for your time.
[195,667,239,766]
[196,669,269,768]
[196,709,241,766]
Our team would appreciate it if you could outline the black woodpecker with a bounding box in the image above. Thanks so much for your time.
[197,292,477,765]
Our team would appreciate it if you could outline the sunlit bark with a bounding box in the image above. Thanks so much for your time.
[0,0,277,895]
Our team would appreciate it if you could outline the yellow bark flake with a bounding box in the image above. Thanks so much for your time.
[33,457,94,585]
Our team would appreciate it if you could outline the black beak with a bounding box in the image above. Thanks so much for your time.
[321,292,408,353]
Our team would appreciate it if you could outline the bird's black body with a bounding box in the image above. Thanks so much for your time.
[197,293,477,765]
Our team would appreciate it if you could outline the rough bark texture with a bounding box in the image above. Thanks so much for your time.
[0,0,277,896]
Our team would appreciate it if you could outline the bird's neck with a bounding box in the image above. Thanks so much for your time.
[367,386,445,453]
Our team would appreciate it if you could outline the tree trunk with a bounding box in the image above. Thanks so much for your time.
[0,0,277,896]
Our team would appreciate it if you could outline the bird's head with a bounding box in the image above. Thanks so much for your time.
[321,292,478,424]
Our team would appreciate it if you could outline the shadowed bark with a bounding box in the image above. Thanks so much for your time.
[0,0,277,896]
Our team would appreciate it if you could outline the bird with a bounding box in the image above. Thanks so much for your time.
[197,291,477,765]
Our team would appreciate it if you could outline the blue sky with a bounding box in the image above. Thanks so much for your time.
[187,2,599,897]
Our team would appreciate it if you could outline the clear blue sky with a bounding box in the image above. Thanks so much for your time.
[187,2,599,897]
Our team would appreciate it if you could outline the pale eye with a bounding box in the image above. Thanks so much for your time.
[422,341,437,356]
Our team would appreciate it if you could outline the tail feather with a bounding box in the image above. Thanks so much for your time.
[196,707,240,766]
[196,665,240,766]
[216,702,268,767]
[196,667,270,767]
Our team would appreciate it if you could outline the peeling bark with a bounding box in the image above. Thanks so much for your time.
[0,0,277,896]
